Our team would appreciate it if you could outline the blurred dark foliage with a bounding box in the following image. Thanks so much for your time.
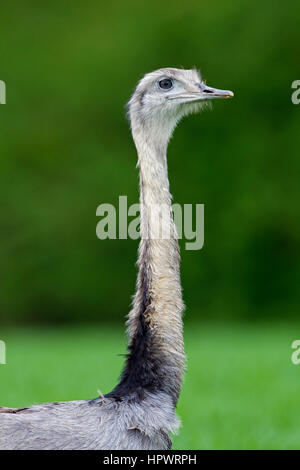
[0,0,299,324]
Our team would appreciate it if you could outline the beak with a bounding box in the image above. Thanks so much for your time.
[166,83,234,103]
[198,83,234,99]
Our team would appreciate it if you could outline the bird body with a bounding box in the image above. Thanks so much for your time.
[0,68,233,449]
[0,393,177,449]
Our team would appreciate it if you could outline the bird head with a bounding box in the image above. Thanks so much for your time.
[128,67,234,149]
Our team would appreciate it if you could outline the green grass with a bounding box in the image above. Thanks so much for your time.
[0,323,299,449]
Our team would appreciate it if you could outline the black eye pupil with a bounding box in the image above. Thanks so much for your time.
[159,79,173,90]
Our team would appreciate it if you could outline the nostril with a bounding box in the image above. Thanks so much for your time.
[197,83,214,93]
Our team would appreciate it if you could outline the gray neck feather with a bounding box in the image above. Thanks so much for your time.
[120,121,185,405]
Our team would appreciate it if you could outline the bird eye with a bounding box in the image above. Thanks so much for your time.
[158,78,173,90]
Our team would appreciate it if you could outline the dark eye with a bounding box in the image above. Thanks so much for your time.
[158,78,173,90]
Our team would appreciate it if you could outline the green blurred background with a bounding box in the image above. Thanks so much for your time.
[0,0,300,449]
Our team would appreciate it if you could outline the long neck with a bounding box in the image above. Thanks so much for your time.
[112,132,185,405]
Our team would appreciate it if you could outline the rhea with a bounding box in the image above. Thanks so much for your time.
[0,68,233,450]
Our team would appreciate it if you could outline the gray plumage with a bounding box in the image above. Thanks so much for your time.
[0,68,233,450]
[0,393,177,450]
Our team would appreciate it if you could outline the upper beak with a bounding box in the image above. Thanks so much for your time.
[198,83,234,99]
